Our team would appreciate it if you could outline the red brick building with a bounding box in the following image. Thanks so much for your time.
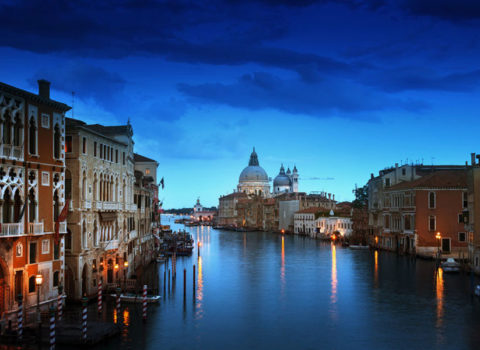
[380,170,468,258]
[0,80,70,318]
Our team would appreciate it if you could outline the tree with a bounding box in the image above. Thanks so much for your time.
[352,184,368,209]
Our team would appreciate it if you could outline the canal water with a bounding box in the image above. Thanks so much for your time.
[93,216,480,349]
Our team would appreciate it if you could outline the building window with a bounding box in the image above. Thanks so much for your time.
[16,243,23,257]
[94,141,97,157]
[463,192,468,209]
[145,168,150,175]
[41,113,50,128]
[458,232,466,242]
[82,137,87,154]
[115,149,118,163]
[100,144,103,158]
[385,178,390,187]
[441,238,451,253]
[428,192,436,209]
[402,168,406,176]
[384,215,390,229]
[53,124,61,159]
[41,171,50,186]
[41,239,50,254]
[428,216,436,231]
[110,148,113,161]
[123,152,125,165]
[29,117,37,154]
[53,271,59,287]
[29,242,37,263]
[54,242,60,259]
[458,214,464,223]
[28,276,36,293]
[65,136,72,153]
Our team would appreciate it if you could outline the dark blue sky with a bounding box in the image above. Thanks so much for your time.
[1,0,479,208]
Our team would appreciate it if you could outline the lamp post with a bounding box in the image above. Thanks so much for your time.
[35,274,43,346]
[123,260,128,292]
[435,232,442,265]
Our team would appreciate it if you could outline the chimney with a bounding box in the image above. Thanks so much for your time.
[38,79,50,99]
[370,173,374,179]
[332,194,335,201]
[328,193,331,200]
[395,163,398,168]
[471,153,476,166]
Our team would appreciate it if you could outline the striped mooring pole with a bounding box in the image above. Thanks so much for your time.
[17,294,23,342]
[116,287,121,314]
[49,304,56,350]
[97,280,103,314]
[57,286,63,321]
[172,253,177,279]
[81,296,88,343]
[142,285,147,323]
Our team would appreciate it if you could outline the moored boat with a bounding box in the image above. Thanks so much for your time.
[109,293,161,303]
[349,245,369,250]
[441,258,461,273]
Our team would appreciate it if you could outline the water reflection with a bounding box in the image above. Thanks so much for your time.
[374,250,379,288]
[280,236,285,296]
[195,255,204,320]
[436,268,444,328]
[113,307,118,324]
[122,308,130,342]
[331,243,337,305]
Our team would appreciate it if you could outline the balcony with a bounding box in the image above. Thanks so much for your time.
[0,144,23,161]
[103,239,119,251]
[0,223,24,237]
[82,200,91,210]
[28,222,44,235]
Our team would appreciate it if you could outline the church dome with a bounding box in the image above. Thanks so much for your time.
[273,164,292,187]
[238,147,269,183]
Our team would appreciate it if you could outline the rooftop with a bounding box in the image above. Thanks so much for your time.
[134,153,158,163]
[388,170,467,190]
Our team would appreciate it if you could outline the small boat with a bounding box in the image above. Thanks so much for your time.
[349,245,369,250]
[110,293,161,304]
[441,258,461,273]
[474,285,480,297]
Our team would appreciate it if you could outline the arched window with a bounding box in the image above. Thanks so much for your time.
[28,276,36,293]
[93,221,98,247]
[54,124,61,159]
[82,221,87,249]
[13,113,23,147]
[2,111,11,144]
[82,171,87,200]
[53,190,60,221]
[428,192,436,209]
[29,117,36,154]
[2,189,12,223]
[28,188,36,222]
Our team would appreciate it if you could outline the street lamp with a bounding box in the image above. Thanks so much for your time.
[435,232,442,261]
[35,274,43,345]
[123,261,128,291]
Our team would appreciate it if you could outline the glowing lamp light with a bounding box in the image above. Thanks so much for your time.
[281,229,285,234]
[114,264,119,270]
[35,274,43,286]
[331,234,336,241]
[435,232,442,240]
[124,261,129,268]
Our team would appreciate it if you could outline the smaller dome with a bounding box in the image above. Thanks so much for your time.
[273,164,291,187]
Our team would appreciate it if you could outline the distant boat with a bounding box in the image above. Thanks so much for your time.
[109,293,161,304]
[349,245,369,250]
[441,258,461,273]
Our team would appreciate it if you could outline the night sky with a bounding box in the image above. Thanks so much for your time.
[1,0,479,208]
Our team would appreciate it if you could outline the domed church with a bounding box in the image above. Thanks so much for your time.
[273,164,298,194]
[238,148,271,196]
[237,148,299,197]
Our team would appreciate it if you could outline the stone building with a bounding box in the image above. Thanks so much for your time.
[0,80,69,317]
[217,192,247,226]
[294,208,353,238]
[132,154,159,274]
[64,118,137,300]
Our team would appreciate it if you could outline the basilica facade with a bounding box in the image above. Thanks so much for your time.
[237,148,299,197]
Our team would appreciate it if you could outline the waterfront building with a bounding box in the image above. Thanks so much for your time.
[217,192,247,226]
[465,153,480,274]
[191,198,216,222]
[294,207,352,238]
[132,153,159,275]
[367,163,468,255]
[380,170,468,258]
[64,118,137,299]
[0,80,70,317]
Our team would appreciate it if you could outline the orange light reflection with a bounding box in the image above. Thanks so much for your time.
[436,268,444,328]
[331,243,337,305]
[195,256,204,319]
[281,236,285,295]
[374,250,379,288]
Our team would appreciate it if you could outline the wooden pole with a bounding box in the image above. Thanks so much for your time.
[183,269,186,301]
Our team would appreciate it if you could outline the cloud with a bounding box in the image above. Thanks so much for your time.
[401,0,480,21]
[31,62,126,111]
[178,71,427,118]
[366,67,480,92]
